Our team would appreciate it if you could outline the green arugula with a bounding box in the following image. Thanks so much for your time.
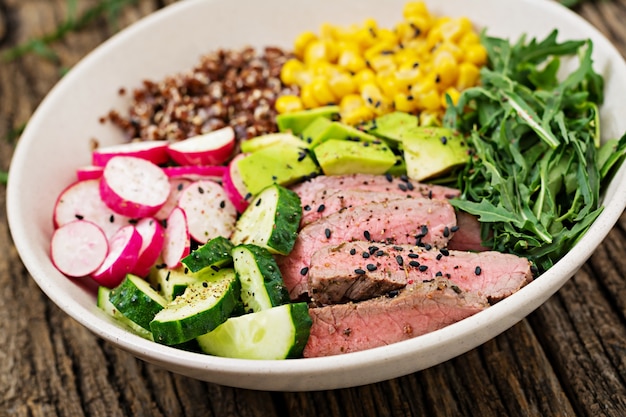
[443,30,626,272]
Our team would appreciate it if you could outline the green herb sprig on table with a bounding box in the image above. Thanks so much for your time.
[444,30,626,272]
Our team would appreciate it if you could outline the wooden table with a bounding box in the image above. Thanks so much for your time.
[1,1,625,415]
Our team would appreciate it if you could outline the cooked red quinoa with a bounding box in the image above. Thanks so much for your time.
[104,46,298,144]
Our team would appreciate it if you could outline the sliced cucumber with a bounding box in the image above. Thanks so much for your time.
[108,274,168,330]
[196,302,312,359]
[150,270,240,345]
[230,184,302,255]
[232,244,290,313]
[149,263,234,302]
[181,236,234,273]
[97,286,153,340]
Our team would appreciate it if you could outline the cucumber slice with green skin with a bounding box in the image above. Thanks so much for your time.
[108,274,168,330]
[181,236,234,273]
[230,184,302,255]
[150,271,240,345]
[232,244,290,313]
[196,302,312,360]
[97,286,153,340]
[149,263,235,302]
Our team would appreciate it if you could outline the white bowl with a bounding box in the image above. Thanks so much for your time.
[7,0,626,391]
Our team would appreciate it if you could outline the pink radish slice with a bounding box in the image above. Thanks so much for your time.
[100,156,170,218]
[166,126,236,166]
[131,217,165,277]
[53,179,132,239]
[177,180,237,244]
[154,177,192,221]
[91,225,142,287]
[92,140,169,167]
[161,207,190,268]
[50,220,109,278]
[222,153,251,213]
[76,165,104,181]
[162,165,227,182]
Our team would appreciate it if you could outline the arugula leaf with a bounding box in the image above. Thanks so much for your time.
[444,31,626,272]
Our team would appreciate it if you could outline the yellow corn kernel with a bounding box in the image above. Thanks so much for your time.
[368,54,396,73]
[456,62,481,90]
[418,88,441,111]
[441,87,460,108]
[439,17,472,42]
[337,49,367,73]
[377,73,402,98]
[341,105,375,126]
[432,50,459,89]
[304,39,337,65]
[394,92,417,113]
[328,72,357,99]
[340,93,365,112]
[403,1,430,19]
[319,22,338,40]
[363,42,396,62]
[309,61,339,77]
[360,82,391,115]
[354,68,377,90]
[459,31,481,49]
[275,95,304,114]
[309,77,337,105]
[294,31,318,60]
[411,79,438,110]
[436,41,463,62]
[395,68,422,92]
[280,58,306,86]
[376,28,398,45]
[394,48,420,67]
[300,83,320,109]
[404,15,433,39]
[464,43,488,66]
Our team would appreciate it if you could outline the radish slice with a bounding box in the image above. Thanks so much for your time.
[177,180,237,244]
[166,126,236,166]
[154,177,192,221]
[50,220,109,278]
[161,207,190,268]
[222,153,251,213]
[92,140,169,167]
[91,225,142,287]
[99,156,170,218]
[76,165,104,181]
[53,179,131,239]
[132,217,165,277]
[162,165,227,182]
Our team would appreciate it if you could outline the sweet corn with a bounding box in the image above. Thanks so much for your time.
[280,2,487,125]
[275,95,304,114]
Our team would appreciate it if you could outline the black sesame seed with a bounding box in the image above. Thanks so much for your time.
[366,264,377,271]
[436,253,443,260]
[255,198,261,207]
[350,248,357,255]
[244,192,252,200]
[396,255,404,266]
[304,205,312,211]
[409,260,420,267]
[393,246,404,251]
[451,285,462,294]
[440,248,449,256]
[364,230,371,241]
[387,290,400,298]
[406,181,415,191]
[220,200,226,209]
[375,250,385,257]
[369,246,379,254]
[325,228,331,239]
[109,214,115,223]
[424,244,432,250]
[443,226,450,237]
[198,186,205,194]
[317,204,326,213]
[300,267,309,275]
[210,265,220,272]
[419,265,428,272]
[354,268,366,275]
[435,271,443,277]
[385,173,393,182]
[202,281,208,288]
[451,225,459,232]
[408,253,419,259]
[475,266,482,276]
[440,136,448,145]
[362,252,370,259]
[75,214,84,220]
[398,183,408,192]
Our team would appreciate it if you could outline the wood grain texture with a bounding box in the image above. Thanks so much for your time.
[1,1,625,416]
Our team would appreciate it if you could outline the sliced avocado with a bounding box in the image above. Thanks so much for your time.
[276,105,340,135]
[301,117,333,145]
[237,143,320,195]
[313,138,397,176]
[366,112,419,144]
[402,127,469,181]
[240,133,308,153]
[308,121,382,148]
[385,154,407,176]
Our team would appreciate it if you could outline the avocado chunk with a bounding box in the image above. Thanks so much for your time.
[237,143,320,195]
[366,112,419,144]
[276,105,339,135]
[313,138,397,176]
[308,120,382,148]
[401,127,469,181]
[300,117,333,146]
[240,133,308,153]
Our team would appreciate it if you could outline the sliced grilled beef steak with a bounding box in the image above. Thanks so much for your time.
[447,210,491,252]
[291,174,460,215]
[308,241,532,305]
[277,198,457,299]
[303,278,488,357]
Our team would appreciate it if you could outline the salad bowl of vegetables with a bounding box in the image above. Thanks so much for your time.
[7,0,626,391]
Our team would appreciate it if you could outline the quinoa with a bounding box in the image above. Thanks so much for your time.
[104,46,298,145]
